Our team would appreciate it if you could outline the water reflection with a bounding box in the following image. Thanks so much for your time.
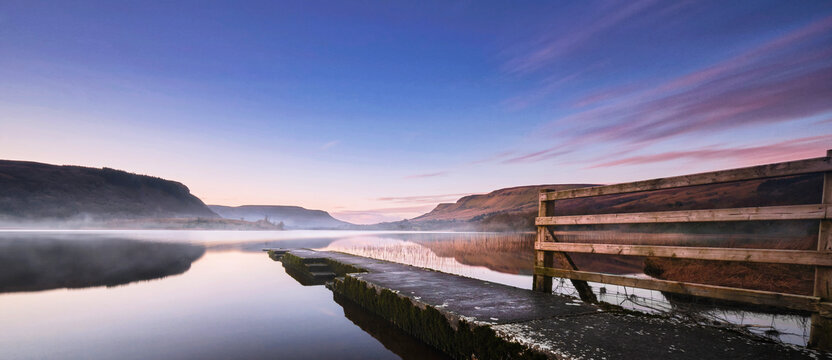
[0,250,406,360]
[0,230,815,352]
[318,234,532,289]
[315,232,812,347]
[0,235,204,293]
[334,294,451,360]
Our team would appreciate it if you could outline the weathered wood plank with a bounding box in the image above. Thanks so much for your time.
[543,154,832,200]
[535,242,832,266]
[810,165,832,350]
[535,204,828,225]
[535,190,597,301]
[533,190,554,293]
[543,227,598,303]
[815,166,832,299]
[533,229,553,293]
[534,266,821,312]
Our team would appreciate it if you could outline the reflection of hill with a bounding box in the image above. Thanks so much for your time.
[409,233,643,275]
[644,258,814,295]
[0,236,205,293]
[411,233,535,275]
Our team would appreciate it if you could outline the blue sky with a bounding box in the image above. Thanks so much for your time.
[1,1,831,223]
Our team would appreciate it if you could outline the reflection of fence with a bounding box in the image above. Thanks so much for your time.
[532,149,832,350]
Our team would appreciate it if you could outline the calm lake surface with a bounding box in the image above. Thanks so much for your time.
[0,230,811,359]
[0,230,531,360]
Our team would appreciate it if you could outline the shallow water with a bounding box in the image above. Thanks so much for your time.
[0,230,812,358]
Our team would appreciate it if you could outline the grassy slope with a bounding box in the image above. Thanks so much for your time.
[0,159,217,222]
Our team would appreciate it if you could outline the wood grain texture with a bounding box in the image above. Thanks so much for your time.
[543,155,832,200]
[535,242,832,266]
[535,204,828,225]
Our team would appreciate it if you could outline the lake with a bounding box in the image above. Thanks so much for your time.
[0,230,811,359]
[0,230,529,360]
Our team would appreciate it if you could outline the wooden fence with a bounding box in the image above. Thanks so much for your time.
[532,149,832,350]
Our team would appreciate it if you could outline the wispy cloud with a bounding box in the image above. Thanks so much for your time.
[320,140,340,150]
[502,70,587,110]
[377,193,472,204]
[403,171,448,179]
[589,135,832,169]
[504,15,832,164]
[503,0,674,74]
[466,151,515,165]
[501,149,568,164]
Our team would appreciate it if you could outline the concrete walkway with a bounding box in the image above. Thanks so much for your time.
[276,249,829,360]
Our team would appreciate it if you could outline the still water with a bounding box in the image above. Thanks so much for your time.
[0,230,812,359]
[0,230,456,360]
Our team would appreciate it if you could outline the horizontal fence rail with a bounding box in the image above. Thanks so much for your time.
[542,155,832,201]
[533,149,832,350]
[535,204,830,225]
[534,242,832,266]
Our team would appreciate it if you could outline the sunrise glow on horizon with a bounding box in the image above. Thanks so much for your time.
[2,1,831,224]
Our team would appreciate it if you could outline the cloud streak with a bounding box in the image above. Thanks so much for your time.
[321,140,340,150]
[506,15,832,164]
[403,171,448,179]
[590,135,832,169]
[503,0,670,74]
[377,193,472,204]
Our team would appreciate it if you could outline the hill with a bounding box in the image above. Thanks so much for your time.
[0,160,218,224]
[209,205,352,229]
[398,173,823,232]
[403,174,822,295]
[391,184,596,231]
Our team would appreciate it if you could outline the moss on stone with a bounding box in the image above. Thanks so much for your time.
[267,250,282,261]
[280,252,307,269]
[337,275,547,360]
[324,259,366,276]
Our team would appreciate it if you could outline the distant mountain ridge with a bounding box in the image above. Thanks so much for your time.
[382,184,596,231]
[209,205,352,229]
[0,160,217,222]
[413,184,597,222]
[391,173,823,232]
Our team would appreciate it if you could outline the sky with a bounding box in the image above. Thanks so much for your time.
[1,1,831,224]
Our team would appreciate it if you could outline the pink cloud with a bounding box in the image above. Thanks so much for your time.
[510,15,832,165]
[504,0,669,74]
[377,193,472,204]
[403,171,448,179]
[502,64,608,110]
[501,148,569,164]
[590,135,832,169]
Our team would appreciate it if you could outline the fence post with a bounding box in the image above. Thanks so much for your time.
[809,149,832,351]
[533,190,554,292]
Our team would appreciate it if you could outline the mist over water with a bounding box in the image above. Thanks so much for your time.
[0,229,814,358]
